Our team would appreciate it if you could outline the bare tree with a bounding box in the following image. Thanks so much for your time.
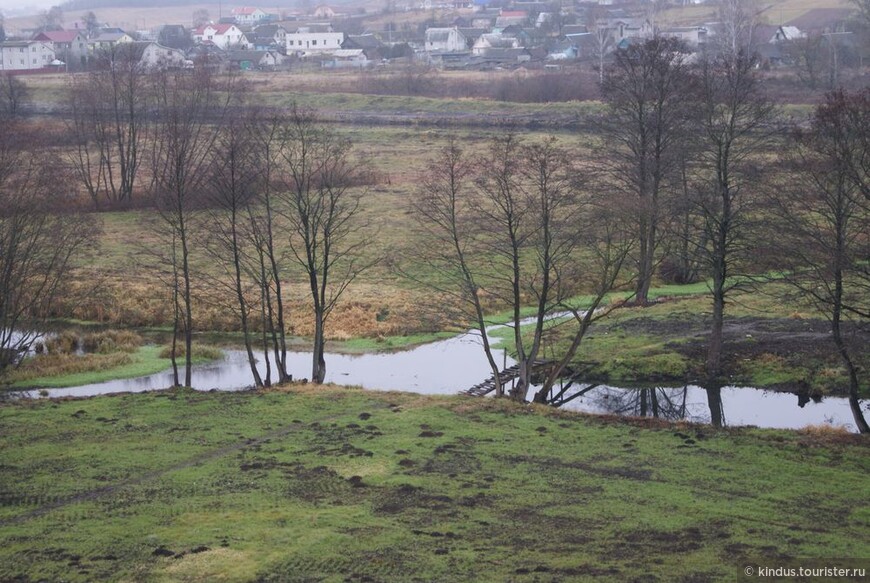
[36,6,63,33]
[149,68,235,387]
[409,137,506,395]
[275,105,371,384]
[67,44,149,208]
[774,90,869,433]
[716,0,761,58]
[599,37,698,304]
[192,9,210,29]
[785,35,827,90]
[245,112,293,385]
[0,74,28,118]
[695,51,777,380]
[0,119,96,371]
[586,6,615,84]
[202,117,264,387]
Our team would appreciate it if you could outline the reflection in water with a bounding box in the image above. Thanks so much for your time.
[10,333,866,432]
[553,382,864,432]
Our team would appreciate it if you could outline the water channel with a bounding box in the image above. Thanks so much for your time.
[8,327,866,433]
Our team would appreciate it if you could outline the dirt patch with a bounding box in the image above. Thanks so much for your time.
[500,454,657,482]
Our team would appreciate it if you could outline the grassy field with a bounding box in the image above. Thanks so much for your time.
[0,386,867,582]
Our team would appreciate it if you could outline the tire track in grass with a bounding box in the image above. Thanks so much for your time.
[0,402,390,526]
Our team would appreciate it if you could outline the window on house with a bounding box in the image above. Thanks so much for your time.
[312,40,317,45]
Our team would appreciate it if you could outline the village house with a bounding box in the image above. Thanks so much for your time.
[285,25,344,54]
[248,24,287,51]
[660,26,708,46]
[134,42,188,69]
[93,41,187,70]
[495,10,529,28]
[0,41,56,71]
[425,27,468,53]
[472,33,519,55]
[324,49,371,68]
[193,24,250,50]
[227,49,283,69]
[312,5,337,19]
[32,30,88,68]
[231,7,270,26]
[89,31,135,53]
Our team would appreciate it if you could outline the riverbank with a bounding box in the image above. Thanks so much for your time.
[0,386,866,582]
[491,285,870,399]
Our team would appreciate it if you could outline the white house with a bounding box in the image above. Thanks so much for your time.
[231,7,270,26]
[425,27,468,52]
[472,33,518,55]
[193,24,251,50]
[137,42,187,69]
[0,41,55,71]
[660,26,707,46]
[285,27,344,54]
[770,26,805,43]
[324,49,371,68]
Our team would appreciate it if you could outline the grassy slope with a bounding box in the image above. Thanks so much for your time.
[0,387,867,582]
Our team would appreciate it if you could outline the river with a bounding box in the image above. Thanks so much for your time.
[7,327,865,433]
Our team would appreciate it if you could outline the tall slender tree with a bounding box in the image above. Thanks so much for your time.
[149,68,235,387]
[599,37,697,304]
[275,105,371,384]
[695,51,777,380]
[775,90,870,433]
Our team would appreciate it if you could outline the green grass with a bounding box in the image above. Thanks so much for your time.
[0,387,866,582]
[487,281,869,395]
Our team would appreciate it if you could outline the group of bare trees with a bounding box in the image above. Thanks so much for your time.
[0,114,96,371]
[411,135,631,405]
[0,63,369,389]
[146,91,368,388]
[409,37,867,432]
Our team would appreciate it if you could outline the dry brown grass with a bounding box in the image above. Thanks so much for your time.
[5,352,134,383]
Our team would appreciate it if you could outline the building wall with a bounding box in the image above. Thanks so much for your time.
[0,43,55,71]
[286,32,344,52]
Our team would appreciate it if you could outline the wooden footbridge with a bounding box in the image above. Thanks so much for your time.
[461,359,556,397]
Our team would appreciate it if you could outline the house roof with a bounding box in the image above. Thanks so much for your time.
[196,23,237,34]
[232,7,262,15]
[1,41,49,48]
[33,30,83,42]
[253,24,284,36]
[90,32,130,43]
[786,8,853,32]
[426,28,459,42]
[332,49,365,58]
[499,11,528,17]
[344,34,382,49]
